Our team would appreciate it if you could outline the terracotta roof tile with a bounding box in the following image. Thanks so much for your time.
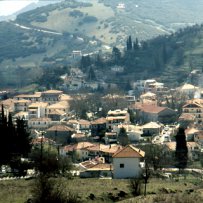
[141,105,166,113]
[91,117,107,125]
[47,125,74,132]
[112,145,145,158]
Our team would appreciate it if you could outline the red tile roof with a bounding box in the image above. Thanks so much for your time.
[91,117,107,125]
[47,125,74,132]
[112,145,145,158]
[141,105,166,113]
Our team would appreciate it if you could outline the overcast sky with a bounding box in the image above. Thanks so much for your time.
[0,1,39,16]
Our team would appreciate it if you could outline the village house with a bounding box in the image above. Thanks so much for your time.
[185,127,199,141]
[178,113,195,126]
[13,111,29,120]
[178,83,199,96]
[28,117,51,129]
[140,92,156,103]
[112,145,145,179]
[113,124,143,142]
[104,132,117,144]
[182,99,203,124]
[14,92,42,102]
[77,119,91,132]
[91,117,106,137]
[28,102,48,119]
[0,98,16,114]
[47,109,66,121]
[14,99,31,112]
[134,104,177,124]
[46,124,75,144]
[125,95,136,105]
[79,157,112,178]
[41,90,63,104]
[71,133,86,143]
[46,101,69,121]
[87,144,108,159]
[60,142,95,161]
[67,119,80,131]
[142,122,163,136]
[194,131,203,146]
[106,109,130,130]
[80,163,112,178]
[100,144,123,163]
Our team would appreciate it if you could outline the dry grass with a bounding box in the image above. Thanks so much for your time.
[0,177,202,203]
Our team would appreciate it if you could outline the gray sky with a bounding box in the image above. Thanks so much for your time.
[0,0,38,16]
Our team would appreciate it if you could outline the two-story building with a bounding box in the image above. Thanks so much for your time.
[182,99,203,124]
[28,102,48,119]
[106,109,130,130]
[14,99,31,112]
[41,90,63,104]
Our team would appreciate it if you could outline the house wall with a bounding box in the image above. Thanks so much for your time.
[128,131,142,142]
[14,102,30,112]
[143,128,160,135]
[159,109,177,123]
[141,112,158,123]
[28,120,50,129]
[183,106,203,123]
[113,157,142,179]
[46,131,72,144]
[77,149,89,161]
[80,170,112,178]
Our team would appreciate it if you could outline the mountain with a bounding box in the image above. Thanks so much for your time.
[1,0,203,88]
[0,0,63,22]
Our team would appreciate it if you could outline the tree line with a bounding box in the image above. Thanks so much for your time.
[0,105,31,173]
[78,24,203,89]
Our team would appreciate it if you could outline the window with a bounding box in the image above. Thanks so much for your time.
[120,164,124,168]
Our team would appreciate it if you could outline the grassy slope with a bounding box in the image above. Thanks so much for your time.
[0,177,202,203]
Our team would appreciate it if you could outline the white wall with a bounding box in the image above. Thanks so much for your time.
[113,157,142,179]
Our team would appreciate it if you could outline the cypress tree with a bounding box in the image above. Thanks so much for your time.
[127,36,133,51]
[15,118,32,157]
[117,127,129,146]
[175,127,188,170]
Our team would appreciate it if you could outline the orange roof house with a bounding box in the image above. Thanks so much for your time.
[112,145,145,179]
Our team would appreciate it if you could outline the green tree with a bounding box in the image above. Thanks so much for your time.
[112,47,121,64]
[87,66,96,81]
[137,144,172,170]
[117,127,129,146]
[30,144,72,176]
[80,55,91,71]
[127,36,133,51]
[128,109,136,124]
[175,127,188,170]
[133,38,139,50]
[15,118,32,157]
[0,108,32,172]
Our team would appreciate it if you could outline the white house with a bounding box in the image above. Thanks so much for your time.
[112,145,145,179]
[178,83,198,96]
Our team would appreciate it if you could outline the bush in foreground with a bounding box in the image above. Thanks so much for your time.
[31,175,80,203]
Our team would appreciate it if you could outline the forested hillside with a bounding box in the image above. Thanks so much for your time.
[1,0,203,88]
[78,24,203,88]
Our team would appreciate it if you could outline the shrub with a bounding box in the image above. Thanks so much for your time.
[69,10,84,18]
[31,175,81,203]
[82,16,98,23]
[129,178,143,196]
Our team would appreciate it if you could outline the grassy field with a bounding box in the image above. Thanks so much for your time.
[0,176,202,203]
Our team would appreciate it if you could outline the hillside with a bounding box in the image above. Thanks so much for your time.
[1,0,203,88]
